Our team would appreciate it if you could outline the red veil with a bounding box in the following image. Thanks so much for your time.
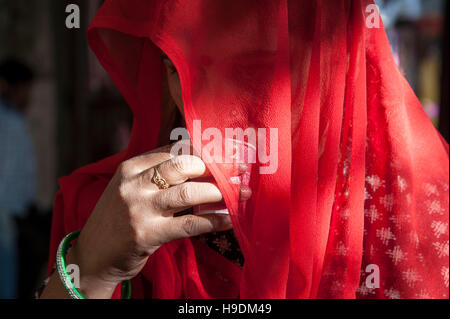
[48,0,449,299]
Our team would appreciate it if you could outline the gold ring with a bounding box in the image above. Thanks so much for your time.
[152,166,170,190]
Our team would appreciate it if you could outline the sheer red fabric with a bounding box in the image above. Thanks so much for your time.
[47,0,449,299]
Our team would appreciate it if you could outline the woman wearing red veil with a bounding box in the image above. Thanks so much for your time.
[40,0,449,299]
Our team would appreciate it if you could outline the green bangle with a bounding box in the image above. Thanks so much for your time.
[56,231,131,299]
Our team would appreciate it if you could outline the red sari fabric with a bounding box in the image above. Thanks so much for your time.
[48,0,449,299]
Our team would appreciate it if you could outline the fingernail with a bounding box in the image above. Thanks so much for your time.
[239,186,252,202]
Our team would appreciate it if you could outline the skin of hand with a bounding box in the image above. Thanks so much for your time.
[49,141,250,298]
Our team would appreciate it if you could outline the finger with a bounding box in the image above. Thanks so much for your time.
[172,185,252,218]
[155,156,249,183]
[125,140,194,175]
[163,213,233,242]
[140,155,208,188]
[153,182,223,215]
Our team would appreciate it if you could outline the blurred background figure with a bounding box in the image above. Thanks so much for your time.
[375,0,447,129]
[0,59,36,298]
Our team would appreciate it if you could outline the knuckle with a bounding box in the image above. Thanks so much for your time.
[117,161,131,175]
[117,180,131,200]
[171,156,190,175]
[181,215,198,237]
[178,183,193,205]
[126,210,153,242]
[125,222,145,248]
[131,226,146,245]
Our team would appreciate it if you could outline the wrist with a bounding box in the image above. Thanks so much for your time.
[65,242,120,299]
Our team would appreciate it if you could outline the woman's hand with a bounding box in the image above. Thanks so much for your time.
[44,141,250,299]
